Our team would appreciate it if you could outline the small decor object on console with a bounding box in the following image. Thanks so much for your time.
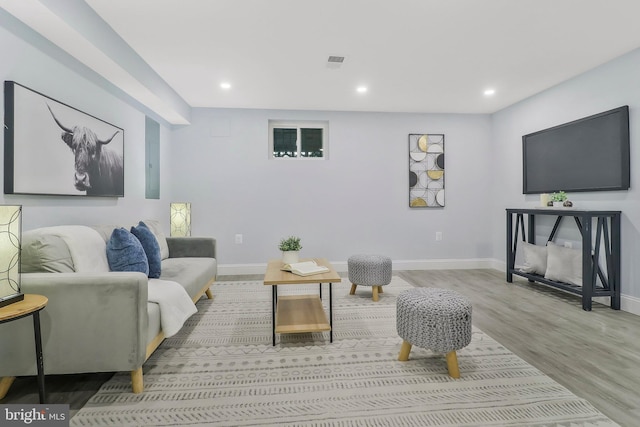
[551,191,568,207]
[539,193,550,207]
[279,236,302,265]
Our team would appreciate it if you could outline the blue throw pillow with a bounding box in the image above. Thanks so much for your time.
[131,221,162,279]
[106,228,149,276]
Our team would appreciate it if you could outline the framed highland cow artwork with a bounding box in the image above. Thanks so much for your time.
[4,81,124,197]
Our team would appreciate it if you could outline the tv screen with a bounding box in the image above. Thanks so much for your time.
[522,106,630,194]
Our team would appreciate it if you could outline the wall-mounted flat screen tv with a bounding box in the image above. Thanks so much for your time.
[522,105,630,194]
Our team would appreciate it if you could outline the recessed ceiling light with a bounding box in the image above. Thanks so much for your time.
[220,82,231,90]
[357,86,368,93]
[484,88,496,96]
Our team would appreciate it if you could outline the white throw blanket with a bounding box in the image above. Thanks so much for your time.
[148,279,197,337]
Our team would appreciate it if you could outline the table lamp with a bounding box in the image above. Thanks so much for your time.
[0,205,24,308]
[170,202,191,237]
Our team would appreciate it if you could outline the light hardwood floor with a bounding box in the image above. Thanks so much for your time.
[2,269,638,426]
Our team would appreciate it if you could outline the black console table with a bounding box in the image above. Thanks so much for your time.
[506,208,621,311]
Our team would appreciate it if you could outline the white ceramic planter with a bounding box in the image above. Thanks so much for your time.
[553,201,564,208]
[282,251,299,265]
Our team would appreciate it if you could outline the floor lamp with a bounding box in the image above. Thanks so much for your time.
[170,202,191,237]
[0,205,24,308]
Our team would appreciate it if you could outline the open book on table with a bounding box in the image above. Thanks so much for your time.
[281,260,330,277]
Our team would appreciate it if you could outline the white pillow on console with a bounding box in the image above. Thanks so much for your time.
[519,241,547,275]
[544,242,582,286]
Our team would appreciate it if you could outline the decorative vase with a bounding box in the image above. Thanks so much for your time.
[282,251,299,265]
[553,201,564,208]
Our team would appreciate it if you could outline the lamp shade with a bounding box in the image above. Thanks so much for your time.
[170,202,191,237]
[0,205,24,308]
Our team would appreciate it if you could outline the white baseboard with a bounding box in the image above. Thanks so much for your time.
[218,263,267,276]
[217,257,639,316]
[218,258,499,276]
[620,294,640,316]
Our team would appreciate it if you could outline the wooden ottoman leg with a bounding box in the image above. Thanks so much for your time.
[349,284,357,295]
[446,351,460,378]
[372,286,379,301]
[131,367,144,394]
[378,285,384,294]
[398,340,412,361]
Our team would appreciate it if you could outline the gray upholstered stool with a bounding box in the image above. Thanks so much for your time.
[396,288,472,378]
[348,254,392,301]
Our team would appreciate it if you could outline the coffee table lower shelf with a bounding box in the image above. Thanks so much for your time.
[275,295,331,335]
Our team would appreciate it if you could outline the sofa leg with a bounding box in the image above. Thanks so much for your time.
[205,288,214,299]
[0,376,15,399]
[131,368,144,394]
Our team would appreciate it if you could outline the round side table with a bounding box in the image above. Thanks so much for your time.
[0,294,48,403]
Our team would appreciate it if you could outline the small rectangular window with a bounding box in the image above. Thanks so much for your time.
[269,120,328,159]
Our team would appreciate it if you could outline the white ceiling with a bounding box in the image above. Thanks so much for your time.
[5,0,640,123]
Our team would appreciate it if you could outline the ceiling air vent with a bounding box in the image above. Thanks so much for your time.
[327,56,345,63]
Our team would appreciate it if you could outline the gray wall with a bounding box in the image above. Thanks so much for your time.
[170,108,493,271]
[0,19,172,230]
[490,47,640,308]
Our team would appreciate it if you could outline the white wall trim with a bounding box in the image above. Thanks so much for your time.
[218,258,498,276]
[620,294,640,316]
[217,257,640,316]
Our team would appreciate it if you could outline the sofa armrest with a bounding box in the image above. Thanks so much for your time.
[166,237,216,258]
[0,272,149,376]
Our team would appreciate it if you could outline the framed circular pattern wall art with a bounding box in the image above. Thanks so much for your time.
[409,134,444,208]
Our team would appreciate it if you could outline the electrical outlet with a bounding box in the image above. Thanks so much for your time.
[435,231,443,241]
[235,234,243,244]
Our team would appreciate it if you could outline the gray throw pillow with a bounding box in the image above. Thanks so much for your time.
[20,231,75,273]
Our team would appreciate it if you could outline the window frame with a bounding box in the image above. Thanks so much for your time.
[268,120,329,159]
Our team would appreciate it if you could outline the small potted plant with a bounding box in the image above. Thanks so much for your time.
[550,191,568,207]
[279,236,302,264]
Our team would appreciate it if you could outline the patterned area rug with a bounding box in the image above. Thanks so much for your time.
[71,277,617,426]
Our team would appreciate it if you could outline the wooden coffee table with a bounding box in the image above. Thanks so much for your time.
[264,258,341,346]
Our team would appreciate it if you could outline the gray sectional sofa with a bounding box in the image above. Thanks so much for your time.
[0,220,216,396]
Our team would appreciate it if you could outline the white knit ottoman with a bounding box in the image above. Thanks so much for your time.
[347,254,392,301]
[396,288,472,378]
